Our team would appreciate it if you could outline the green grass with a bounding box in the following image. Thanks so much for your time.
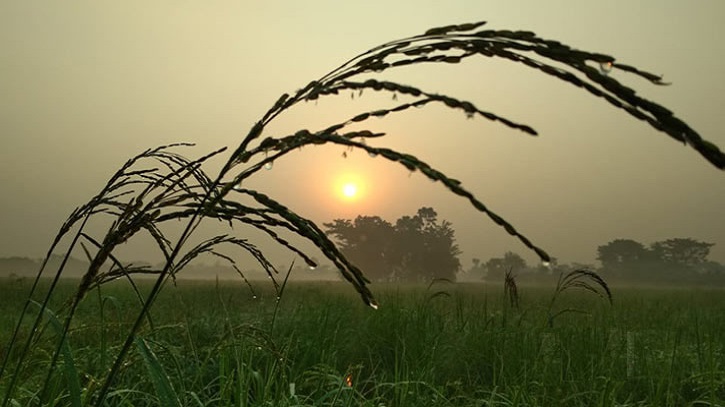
[2,277,724,406]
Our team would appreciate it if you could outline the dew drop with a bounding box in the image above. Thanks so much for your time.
[541,260,551,269]
[369,301,379,310]
[368,151,378,158]
[599,61,613,75]
[252,295,258,300]
[308,265,317,270]
[276,296,281,302]
[264,161,274,170]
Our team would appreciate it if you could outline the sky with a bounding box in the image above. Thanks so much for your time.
[1,1,724,271]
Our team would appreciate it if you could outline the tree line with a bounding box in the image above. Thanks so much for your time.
[465,238,724,283]
[325,207,724,283]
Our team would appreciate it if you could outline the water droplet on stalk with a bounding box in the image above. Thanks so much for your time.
[369,301,379,310]
[264,161,274,170]
[599,61,613,75]
[368,151,378,158]
[308,265,317,270]
[541,260,551,268]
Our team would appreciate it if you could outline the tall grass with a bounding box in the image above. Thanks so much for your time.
[1,279,724,406]
[1,21,724,405]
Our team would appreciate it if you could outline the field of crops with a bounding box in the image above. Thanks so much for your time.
[1,277,724,406]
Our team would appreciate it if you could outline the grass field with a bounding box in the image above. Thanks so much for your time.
[1,276,724,406]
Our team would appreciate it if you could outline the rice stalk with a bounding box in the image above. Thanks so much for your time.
[504,268,520,309]
[546,268,613,327]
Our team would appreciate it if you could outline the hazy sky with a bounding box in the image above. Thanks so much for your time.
[1,1,724,270]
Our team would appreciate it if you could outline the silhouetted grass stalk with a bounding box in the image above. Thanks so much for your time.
[546,268,613,327]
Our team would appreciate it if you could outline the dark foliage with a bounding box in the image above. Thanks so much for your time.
[597,237,719,279]
[485,251,527,281]
[324,207,461,282]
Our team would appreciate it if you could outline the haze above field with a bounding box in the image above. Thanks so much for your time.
[1,1,724,269]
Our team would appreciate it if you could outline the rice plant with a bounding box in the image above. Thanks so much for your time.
[546,268,614,327]
[504,268,520,309]
[1,21,724,406]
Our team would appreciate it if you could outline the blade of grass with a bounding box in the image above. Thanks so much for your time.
[134,337,183,407]
[28,301,81,407]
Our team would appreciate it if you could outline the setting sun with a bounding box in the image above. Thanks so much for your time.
[333,172,367,203]
[342,183,358,199]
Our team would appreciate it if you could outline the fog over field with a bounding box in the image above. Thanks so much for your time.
[1,1,724,272]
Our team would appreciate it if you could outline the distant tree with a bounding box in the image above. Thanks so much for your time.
[324,207,460,282]
[0,256,38,277]
[466,257,487,280]
[391,207,461,281]
[597,237,719,280]
[323,216,396,282]
[596,239,652,275]
[485,251,527,281]
[650,238,714,268]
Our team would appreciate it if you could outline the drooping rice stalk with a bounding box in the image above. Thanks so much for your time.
[1,21,723,406]
[546,268,613,327]
[504,268,520,309]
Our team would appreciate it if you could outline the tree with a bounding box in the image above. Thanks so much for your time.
[323,216,396,282]
[596,239,651,274]
[465,257,486,280]
[650,238,714,268]
[485,251,527,281]
[324,207,461,282]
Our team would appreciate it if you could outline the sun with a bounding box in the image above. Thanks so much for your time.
[342,182,358,199]
[334,173,366,203]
